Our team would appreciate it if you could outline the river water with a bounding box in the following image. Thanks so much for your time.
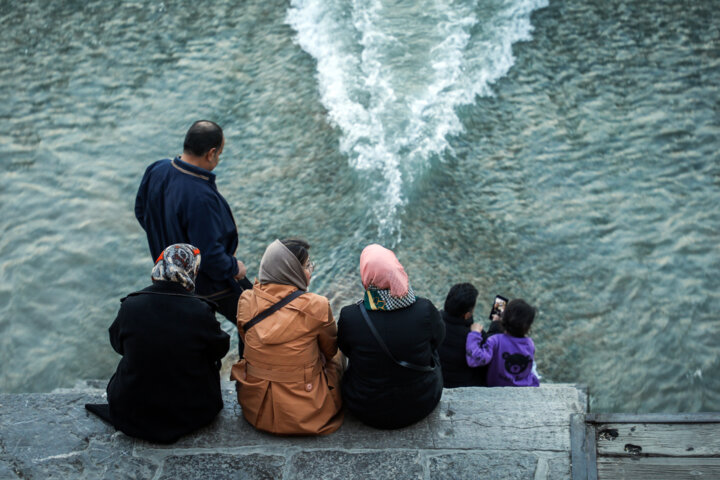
[1,0,718,413]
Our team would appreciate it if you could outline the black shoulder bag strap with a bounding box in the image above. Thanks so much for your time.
[356,301,434,373]
[243,290,305,332]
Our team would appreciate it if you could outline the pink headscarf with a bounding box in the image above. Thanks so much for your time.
[359,244,409,297]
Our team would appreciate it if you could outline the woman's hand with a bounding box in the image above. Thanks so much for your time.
[470,322,483,333]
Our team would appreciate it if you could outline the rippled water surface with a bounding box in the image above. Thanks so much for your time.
[1,0,718,413]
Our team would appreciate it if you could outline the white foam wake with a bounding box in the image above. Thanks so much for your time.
[287,0,548,240]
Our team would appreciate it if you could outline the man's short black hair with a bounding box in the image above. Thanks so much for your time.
[183,120,223,156]
[444,283,479,317]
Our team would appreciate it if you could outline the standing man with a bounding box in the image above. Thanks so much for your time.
[135,120,252,354]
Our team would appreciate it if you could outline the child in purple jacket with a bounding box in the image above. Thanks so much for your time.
[466,299,539,387]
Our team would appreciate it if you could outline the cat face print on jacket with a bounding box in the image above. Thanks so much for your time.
[502,352,531,375]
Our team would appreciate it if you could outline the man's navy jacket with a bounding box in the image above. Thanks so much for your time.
[135,157,240,299]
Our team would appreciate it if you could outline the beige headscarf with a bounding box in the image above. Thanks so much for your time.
[258,239,308,291]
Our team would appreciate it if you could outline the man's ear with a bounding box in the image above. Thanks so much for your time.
[203,148,219,168]
[463,311,473,320]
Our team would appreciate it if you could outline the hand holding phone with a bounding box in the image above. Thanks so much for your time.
[470,322,484,333]
[489,295,508,320]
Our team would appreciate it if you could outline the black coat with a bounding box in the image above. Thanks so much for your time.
[107,281,230,443]
[438,311,486,388]
[438,312,505,388]
[337,298,445,429]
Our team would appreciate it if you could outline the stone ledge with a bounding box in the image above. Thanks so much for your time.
[0,383,586,480]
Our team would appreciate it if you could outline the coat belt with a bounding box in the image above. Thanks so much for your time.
[243,349,318,366]
[245,361,322,383]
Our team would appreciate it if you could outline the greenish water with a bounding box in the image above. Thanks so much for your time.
[1,0,718,413]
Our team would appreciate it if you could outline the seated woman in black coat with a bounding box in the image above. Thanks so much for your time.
[86,243,230,444]
[337,244,445,429]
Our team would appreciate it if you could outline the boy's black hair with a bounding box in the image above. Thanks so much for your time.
[183,120,223,156]
[280,238,310,266]
[502,299,536,337]
[444,283,479,317]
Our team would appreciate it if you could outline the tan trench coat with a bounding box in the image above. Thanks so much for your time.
[230,282,343,435]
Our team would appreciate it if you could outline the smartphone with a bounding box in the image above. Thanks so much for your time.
[489,295,508,320]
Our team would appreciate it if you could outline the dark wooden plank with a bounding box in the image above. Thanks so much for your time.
[597,457,720,480]
[586,421,598,480]
[596,422,720,457]
[571,414,589,480]
[586,413,720,424]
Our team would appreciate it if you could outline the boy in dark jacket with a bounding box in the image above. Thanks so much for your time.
[438,283,502,388]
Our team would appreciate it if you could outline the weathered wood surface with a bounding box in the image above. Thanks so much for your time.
[596,422,720,457]
[572,413,720,480]
[587,413,720,424]
[570,414,597,480]
[596,457,720,480]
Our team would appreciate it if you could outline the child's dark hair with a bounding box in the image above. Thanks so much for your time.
[444,283,479,317]
[501,299,536,337]
[280,238,310,265]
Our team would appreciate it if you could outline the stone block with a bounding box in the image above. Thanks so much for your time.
[0,393,112,461]
[318,415,435,450]
[141,389,303,451]
[290,450,424,480]
[0,384,584,479]
[159,453,285,480]
[154,388,436,451]
[427,452,537,480]
[429,386,581,452]
[546,454,572,479]
[0,459,21,480]
[8,436,158,480]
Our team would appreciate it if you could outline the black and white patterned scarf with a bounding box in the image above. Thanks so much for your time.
[363,284,416,311]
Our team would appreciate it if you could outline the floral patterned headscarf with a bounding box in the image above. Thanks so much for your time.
[151,244,201,292]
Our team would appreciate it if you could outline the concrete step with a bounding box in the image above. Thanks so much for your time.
[50,379,108,394]
[0,383,586,480]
